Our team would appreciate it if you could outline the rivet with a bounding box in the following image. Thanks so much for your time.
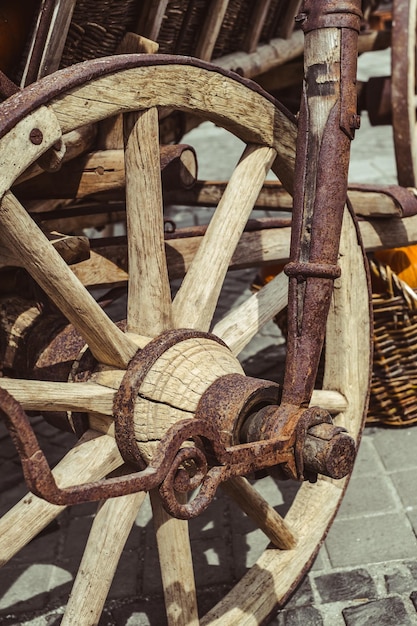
[29,128,43,145]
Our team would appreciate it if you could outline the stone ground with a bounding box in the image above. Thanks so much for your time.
[2,47,417,626]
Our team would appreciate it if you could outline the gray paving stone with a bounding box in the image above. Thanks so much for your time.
[232,529,269,578]
[59,515,93,571]
[274,605,324,626]
[285,577,315,609]
[325,513,417,568]
[191,537,234,587]
[111,600,167,626]
[336,474,399,520]
[0,460,25,491]
[390,468,417,508]
[315,569,377,604]
[409,590,417,612]
[342,597,414,626]
[0,564,71,614]
[349,436,386,477]
[405,508,417,537]
[108,550,143,599]
[385,566,415,594]
[372,429,417,472]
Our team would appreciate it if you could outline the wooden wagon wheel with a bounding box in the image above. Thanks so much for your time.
[392,0,417,187]
[0,56,371,625]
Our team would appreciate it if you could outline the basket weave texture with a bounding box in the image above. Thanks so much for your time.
[368,259,417,427]
[59,0,294,65]
[60,0,140,67]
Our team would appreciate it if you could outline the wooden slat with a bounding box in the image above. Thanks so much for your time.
[243,0,273,53]
[213,271,289,355]
[21,0,77,85]
[195,0,231,61]
[62,492,146,626]
[136,0,169,41]
[277,0,303,39]
[221,476,296,549]
[67,209,417,292]
[172,145,276,330]
[124,107,173,335]
[0,192,137,368]
[150,490,199,626]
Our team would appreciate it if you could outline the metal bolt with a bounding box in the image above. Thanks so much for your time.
[350,114,361,130]
[295,12,308,23]
[29,128,43,145]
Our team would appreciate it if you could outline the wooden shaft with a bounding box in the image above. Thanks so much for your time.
[172,144,276,331]
[282,21,359,407]
[124,107,173,335]
[62,491,146,626]
[150,490,199,626]
[221,476,297,549]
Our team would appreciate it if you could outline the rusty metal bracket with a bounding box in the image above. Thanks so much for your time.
[113,329,228,469]
[297,0,363,33]
[0,384,297,515]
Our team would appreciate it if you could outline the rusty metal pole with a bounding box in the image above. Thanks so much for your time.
[281,0,363,408]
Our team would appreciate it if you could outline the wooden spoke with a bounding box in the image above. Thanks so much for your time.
[0,192,137,368]
[124,107,173,336]
[213,271,289,355]
[221,477,296,549]
[150,490,199,626]
[172,144,277,330]
[0,378,116,415]
[62,491,146,626]
[0,430,123,565]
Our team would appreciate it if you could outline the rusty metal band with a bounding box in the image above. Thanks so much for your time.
[0,54,296,142]
[348,184,417,218]
[113,329,228,469]
[0,72,20,100]
[284,261,341,281]
[297,0,363,32]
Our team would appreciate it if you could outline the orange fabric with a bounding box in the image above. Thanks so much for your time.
[259,263,285,284]
[374,245,417,289]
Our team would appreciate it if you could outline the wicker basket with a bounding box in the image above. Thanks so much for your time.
[60,0,140,67]
[368,258,417,427]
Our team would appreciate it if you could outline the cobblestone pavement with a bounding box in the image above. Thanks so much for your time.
[2,48,417,626]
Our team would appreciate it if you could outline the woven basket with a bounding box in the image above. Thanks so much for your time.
[368,258,417,426]
[60,0,140,67]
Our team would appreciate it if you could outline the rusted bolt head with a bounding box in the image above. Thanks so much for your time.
[29,128,44,145]
[350,114,361,131]
[295,12,308,23]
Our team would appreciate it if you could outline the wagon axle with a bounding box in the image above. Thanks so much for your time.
[0,313,356,517]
